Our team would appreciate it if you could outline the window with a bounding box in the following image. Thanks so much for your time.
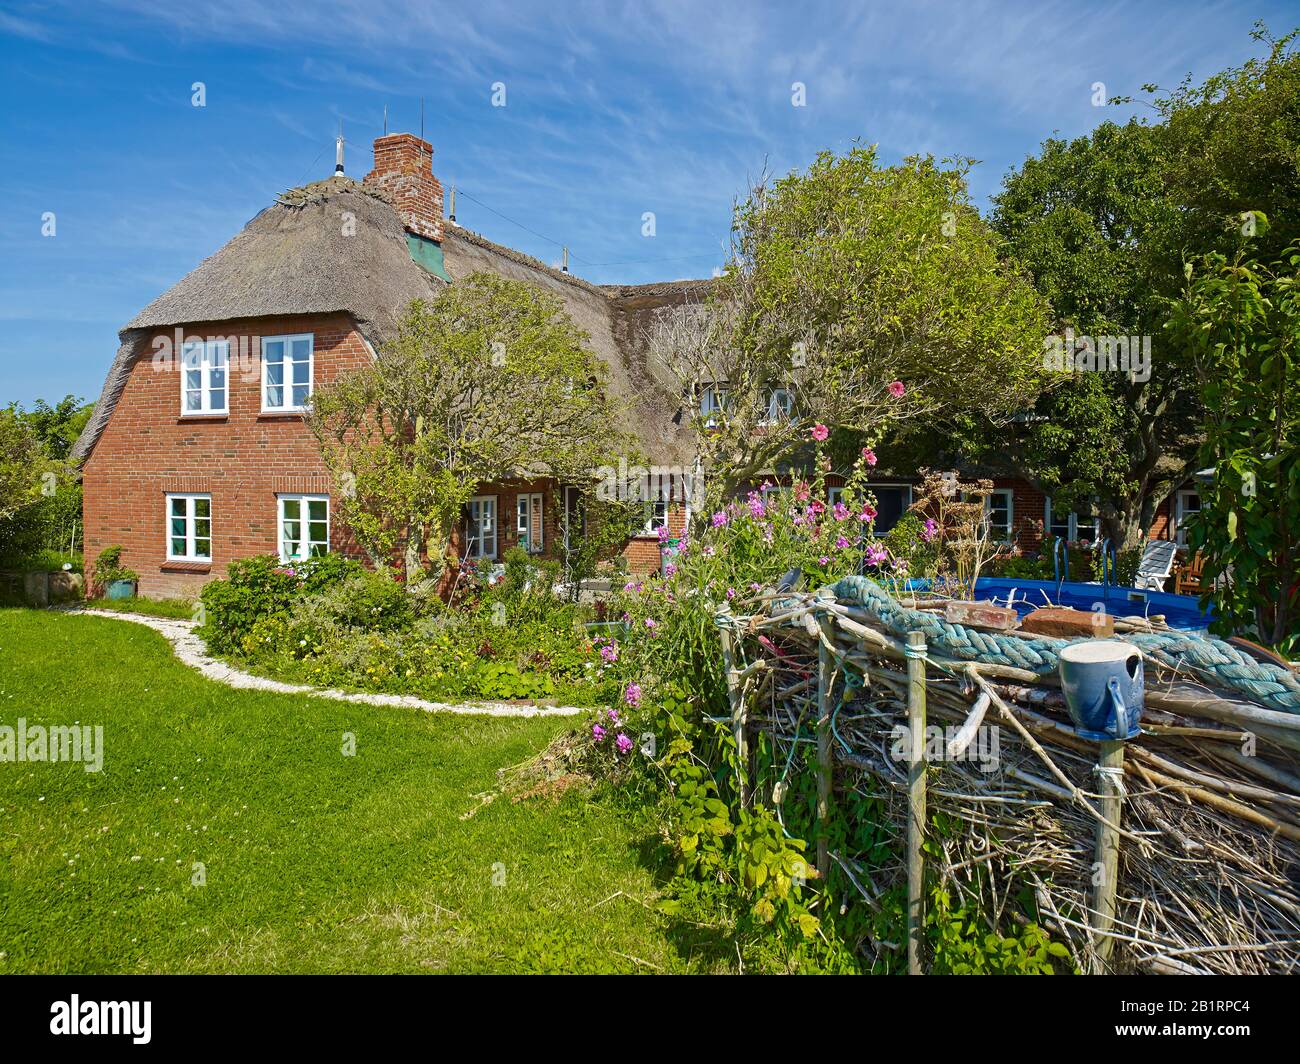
[700,384,729,428]
[517,493,543,554]
[1173,489,1201,546]
[181,340,228,415]
[983,489,1014,542]
[562,486,585,554]
[167,494,212,561]
[642,499,668,536]
[278,495,329,562]
[262,334,314,412]
[827,486,844,507]
[763,387,794,423]
[1045,497,1100,543]
[467,496,497,559]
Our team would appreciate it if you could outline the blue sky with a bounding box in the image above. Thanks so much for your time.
[0,0,1293,408]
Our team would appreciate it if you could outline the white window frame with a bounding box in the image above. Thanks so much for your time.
[261,333,315,413]
[166,493,213,562]
[278,494,330,562]
[517,492,543,554]
[1045,496,1101,542]
[827,486,844,507]
[700,383,729,428]
[983,488,1014,543]
[180,340,229,416]
[467,496,498,559]
[641,499,669,537]
[1173,488,1201,547]
[763,387,794,424]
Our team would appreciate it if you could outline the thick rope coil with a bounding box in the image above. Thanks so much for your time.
[830,575,1300,715]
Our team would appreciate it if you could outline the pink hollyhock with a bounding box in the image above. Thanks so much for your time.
[859,505,877,522]
[861,447,878,466]
[810,423,829,442]
[810,500,826,516]
[833,502,849,521]
[835,535,851,549]
[888,380,906,399]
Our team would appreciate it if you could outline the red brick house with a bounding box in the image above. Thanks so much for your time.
[73,133,697,598]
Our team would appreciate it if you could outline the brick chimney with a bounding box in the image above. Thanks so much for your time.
[364,133,445,242]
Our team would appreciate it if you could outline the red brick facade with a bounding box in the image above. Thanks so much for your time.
[82,313,371,598]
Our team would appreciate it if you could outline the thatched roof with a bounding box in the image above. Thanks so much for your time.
[75,175,705,466]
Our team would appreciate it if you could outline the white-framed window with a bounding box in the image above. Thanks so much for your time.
[983,489,1014,542]
[166,493,212,561]
[700,383,729,428]
[180,340,228,415]
[517,492,543,554]
[1173,489,1201,547]
[278,494,329,562]
[763,387,794,424]
[467,496,498,559]
[262,334,314,412]
[641,499,668,536]
[827,486,844,507]
[1045,497,1100,543]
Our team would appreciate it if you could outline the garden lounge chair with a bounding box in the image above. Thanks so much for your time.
[1134,539,1179,592]
[1175,550,1208,596]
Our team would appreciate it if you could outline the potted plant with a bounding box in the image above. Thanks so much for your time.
[95,546,138,600]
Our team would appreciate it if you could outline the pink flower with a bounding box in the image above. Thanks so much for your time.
[615,733,633,755]
[809,500,825,517]
[835,536,851,549]
[624,682,642,708]
[921,518,939,543]
[711,510,729,528]
[861,448,878,467]
[888,380,906,399]
[664,563,677,577]
[818,556,830,566]
[592,723,607,742]
[865,544,889,566]
[810,423,830,442]
[657,525,669,543]
[747,494,767,520]
[859,505,877,523]
[599,642,619,664]
[644,618,658,634]
[833,502,849,522]
[608,707,621,722]
[726,587,736,600]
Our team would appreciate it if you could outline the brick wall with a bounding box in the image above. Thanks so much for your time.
[81,313,371,598]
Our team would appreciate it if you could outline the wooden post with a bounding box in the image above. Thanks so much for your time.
[816,629,833,883]
[718,610,747,806]
[905,630,928,975]
[1089,739,1125,973]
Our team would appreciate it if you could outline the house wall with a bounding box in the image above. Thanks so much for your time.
[82,313,370,598]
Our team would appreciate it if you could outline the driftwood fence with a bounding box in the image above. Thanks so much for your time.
[716,576,1300,974]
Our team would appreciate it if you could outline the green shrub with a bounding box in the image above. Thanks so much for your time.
[94,545,137,584]
[199,555,301,653]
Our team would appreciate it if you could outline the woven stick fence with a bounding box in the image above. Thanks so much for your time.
[717,577,1300,974]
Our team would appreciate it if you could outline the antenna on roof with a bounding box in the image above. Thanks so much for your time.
[334,118,345,177]
[420,96,425,141]
[383,103,388,136]
[448,185,457,224]
[561,247,569,273]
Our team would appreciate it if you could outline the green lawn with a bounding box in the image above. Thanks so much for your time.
[0,609,722,973]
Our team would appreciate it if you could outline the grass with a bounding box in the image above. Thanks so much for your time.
[0,608,727,973]
[82,595,197,620]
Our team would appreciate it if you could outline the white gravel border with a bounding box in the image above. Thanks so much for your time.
[69,608,587,718]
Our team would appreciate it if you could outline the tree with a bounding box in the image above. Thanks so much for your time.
[649,146,1051,498]
[0,409,49,525]
[1167,241,1299,650]
[307,273,632,583]
[12,395,93,461]
[978,119,1205,547]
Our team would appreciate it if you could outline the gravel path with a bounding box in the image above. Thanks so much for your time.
[70,608,587,719]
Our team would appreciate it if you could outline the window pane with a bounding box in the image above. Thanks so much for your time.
[194,538,211,559]
[292,359,310,384]
[171,536,186,556]
[291,384,309,407]
[194,519,210,539]
[282,499,300,520]
[266,363,284,385]
[309,541,327,558]
[266,385,283,408]
[171,497,186,517]
[307,500,326,521]
[265,340,284,364]
[209,364,225,388]
[291,338,311,361]
[209,389,225,410]
[195,496,210,520]
[308,522,327,545]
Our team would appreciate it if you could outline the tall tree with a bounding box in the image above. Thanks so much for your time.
[307,273,631,582]
[650,146,1051,498]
